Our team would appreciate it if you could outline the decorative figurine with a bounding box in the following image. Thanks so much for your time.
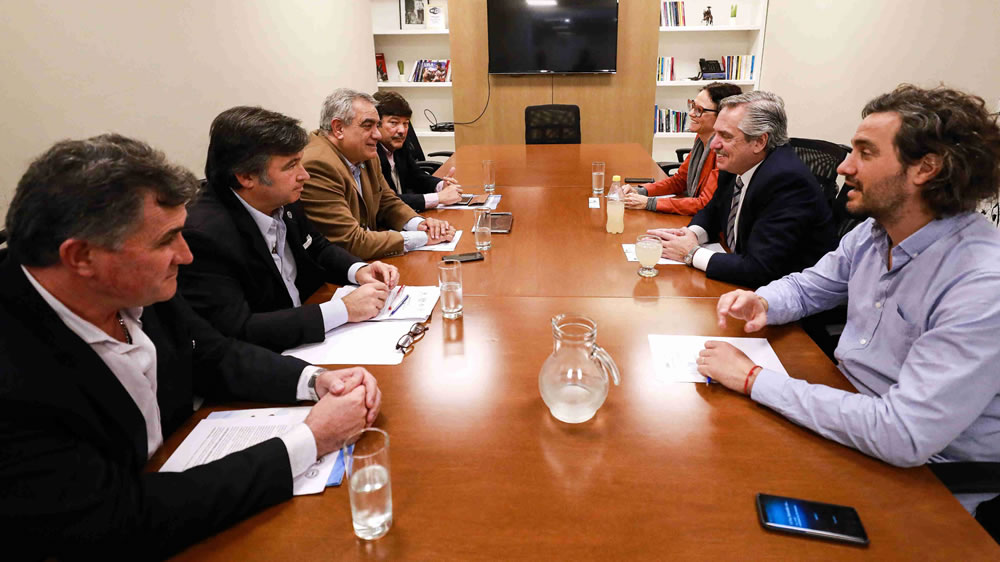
[703,6,714,26]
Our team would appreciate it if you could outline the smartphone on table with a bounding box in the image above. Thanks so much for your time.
[442,252,484,263]
[756,493,869,546]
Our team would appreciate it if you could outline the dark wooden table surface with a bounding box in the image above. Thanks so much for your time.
[156,143,998,559]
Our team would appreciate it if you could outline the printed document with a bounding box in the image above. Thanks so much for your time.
[334,285,440,322]
[411,229,462,252]
[160,408,339,495]
[283,320,417,365]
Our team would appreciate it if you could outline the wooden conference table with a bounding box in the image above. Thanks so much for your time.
[154,144,997,559]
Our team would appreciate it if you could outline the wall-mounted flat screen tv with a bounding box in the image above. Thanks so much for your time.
[487,0,619,75]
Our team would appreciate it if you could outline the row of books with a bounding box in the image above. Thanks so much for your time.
[722,55,756,81]
[661,2,687,26]
[653,104,690,133]
[656,57,676,82]
[409,59,451,83]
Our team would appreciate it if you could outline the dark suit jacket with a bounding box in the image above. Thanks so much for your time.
[181,182,363,351]
[377,143,440,212]
[0,259,309,560]
[689,145,836,288]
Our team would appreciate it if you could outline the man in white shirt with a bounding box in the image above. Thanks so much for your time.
[301,88,455,260]
[0,134,381,559]
[182,106,400,351]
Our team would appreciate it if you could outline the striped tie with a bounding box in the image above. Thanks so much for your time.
[726,176,744,251]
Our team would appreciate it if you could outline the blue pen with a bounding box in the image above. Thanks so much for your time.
[389,294,409,316]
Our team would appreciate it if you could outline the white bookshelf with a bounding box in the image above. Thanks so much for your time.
[371,0,455,155]
[652,0,769,162]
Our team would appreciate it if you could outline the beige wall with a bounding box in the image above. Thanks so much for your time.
[0,0,376,217]
[761,0,1000,145]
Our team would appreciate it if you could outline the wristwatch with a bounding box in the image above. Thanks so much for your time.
[683,246,699,267]
[307,371,320,401]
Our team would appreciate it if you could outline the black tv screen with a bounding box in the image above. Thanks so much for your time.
[487,0,619,75]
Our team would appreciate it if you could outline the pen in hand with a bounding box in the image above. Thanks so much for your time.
[389,294,409,317]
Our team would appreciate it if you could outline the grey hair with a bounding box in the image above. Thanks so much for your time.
[6,134,199,267]
[718,91,789,151]
[319,88,377,131]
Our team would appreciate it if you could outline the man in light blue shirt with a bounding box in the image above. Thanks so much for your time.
[698,85,1000,529]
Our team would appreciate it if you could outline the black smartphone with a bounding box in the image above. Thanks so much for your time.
[442,252,484,263]
[624,177,653,184]
[756,493,869,546]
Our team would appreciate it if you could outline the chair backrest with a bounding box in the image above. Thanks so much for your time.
[404,126,426,161]
[788,137,861,239]
[524,104,581,145]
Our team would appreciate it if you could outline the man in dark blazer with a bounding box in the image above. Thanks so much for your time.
[373,90,463,211]
[182,107,399,352]
[0,134,381,559]
[651,91,836,288]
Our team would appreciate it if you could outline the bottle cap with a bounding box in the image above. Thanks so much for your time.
[612,175,621,181]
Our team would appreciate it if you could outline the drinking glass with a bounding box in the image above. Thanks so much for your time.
[591,161,606,195]
[438,260,463,319]
[635,234,662,277]
[482,160,496,192]
[344,428,392,540]
[473,208,492,251]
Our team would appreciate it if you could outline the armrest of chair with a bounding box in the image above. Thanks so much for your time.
[427,151,454,158]
[415,160,443,174]
[675,148,692,162]
[657,162,681,177]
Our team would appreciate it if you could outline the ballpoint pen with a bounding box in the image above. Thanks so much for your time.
[388,285,406,312]
[389,294,409,316]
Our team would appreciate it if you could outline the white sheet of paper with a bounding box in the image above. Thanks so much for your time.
[588,197,601,208]
[622,242,726,265]
[283,319,417,364]
[411,229,462,252]
[159,414,336,495]
[622,243,683,265]
[333,285,440,321]
[647,334,789,383]
[438,194,502,210]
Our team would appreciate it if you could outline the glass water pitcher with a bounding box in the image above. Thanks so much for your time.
[538,314,621,423]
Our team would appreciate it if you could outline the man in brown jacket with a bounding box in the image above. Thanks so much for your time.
[301,88,454,259]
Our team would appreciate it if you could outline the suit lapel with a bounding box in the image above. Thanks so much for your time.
[328,141,371,224]
[0,260,149,463]
[215,186,289,294]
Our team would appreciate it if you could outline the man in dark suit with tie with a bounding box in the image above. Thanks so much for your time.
[0,134,381,559]
[373,90,464,211]
[181,106,400,352]
[650,91,836,288]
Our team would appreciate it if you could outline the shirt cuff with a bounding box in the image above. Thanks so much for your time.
[691,247,716,271]
[748,368,785,406]
[401,230,428,251]
[279,422,319,478]
[637,187,648,196]
[435,180,446,192]
[645,196,657,211]
[296,365,325,402]
[424,192,440,208]
[319,298,349,332]
[346,262,367,285]
[403,217,425,231]
[688,224,709,245]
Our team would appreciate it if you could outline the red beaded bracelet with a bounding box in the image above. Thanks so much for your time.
[744,365,762,395]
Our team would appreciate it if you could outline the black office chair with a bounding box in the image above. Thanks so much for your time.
[406,127,453,174]
[656,148,695,177]
[524,104,581,145]
[0,228,8,262]
[789,137,863,362]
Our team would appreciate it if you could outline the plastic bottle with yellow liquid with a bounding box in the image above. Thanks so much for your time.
[605,175,625,234]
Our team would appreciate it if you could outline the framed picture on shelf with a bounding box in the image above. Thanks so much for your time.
[399,0,426,30]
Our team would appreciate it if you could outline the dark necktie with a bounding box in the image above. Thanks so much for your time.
[726,176,744,251]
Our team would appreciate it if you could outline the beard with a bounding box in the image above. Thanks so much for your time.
[843,171,908,223]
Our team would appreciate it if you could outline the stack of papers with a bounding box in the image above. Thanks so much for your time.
[283,286,440,365]
[412,230,462,252]
[160,407,343,495]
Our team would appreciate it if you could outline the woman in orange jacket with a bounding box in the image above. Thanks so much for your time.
[624,82,744,215]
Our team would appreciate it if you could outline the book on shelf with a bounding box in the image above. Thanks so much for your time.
[661,1,686,26]
[410,59,451,82]
[721,55,756,80]
[657,56,675,82]
[653,103,691,134]
[375,53,388,82]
